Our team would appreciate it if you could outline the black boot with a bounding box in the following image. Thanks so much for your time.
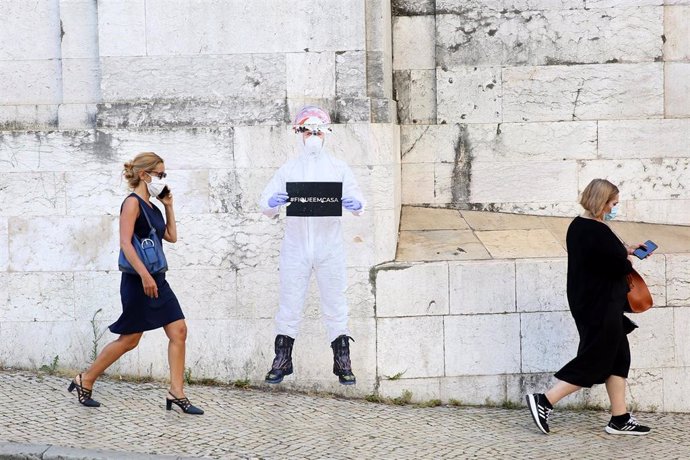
[331,335,356,385]
[265,335,294,384]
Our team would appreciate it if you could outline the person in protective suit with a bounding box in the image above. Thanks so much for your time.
[259,105,364,385]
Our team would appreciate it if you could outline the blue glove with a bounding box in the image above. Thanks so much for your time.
[342,197,362,212]
[268,192,289,208]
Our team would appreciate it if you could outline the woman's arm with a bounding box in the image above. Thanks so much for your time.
[159,193,177,243]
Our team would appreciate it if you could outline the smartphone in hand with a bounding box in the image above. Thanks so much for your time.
[633,240,658,259]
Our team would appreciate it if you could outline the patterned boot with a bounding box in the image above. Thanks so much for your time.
[331,335,356,385]
[265,335,294,384]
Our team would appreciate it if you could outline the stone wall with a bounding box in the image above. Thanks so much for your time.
[0,0,400,394]
[394,0,690,225]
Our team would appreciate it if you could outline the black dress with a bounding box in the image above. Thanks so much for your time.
[554,216,633,387]
[109,194,185,335]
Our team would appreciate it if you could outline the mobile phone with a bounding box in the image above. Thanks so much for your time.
[633,240,658,259]
[157,186,170,199]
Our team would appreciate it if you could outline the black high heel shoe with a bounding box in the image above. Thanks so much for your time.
[166,391,204,415]
[67,374,101,407]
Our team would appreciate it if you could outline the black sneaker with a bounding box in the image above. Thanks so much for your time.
[605,414,651,436]
[526,393,552,434]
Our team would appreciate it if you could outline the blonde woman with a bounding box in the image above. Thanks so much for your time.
[68,152,203,415]
[526,179,648,435]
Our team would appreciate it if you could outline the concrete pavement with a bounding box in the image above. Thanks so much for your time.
[0,369,687,459]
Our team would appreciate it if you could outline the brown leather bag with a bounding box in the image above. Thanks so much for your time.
[626,268,653,313]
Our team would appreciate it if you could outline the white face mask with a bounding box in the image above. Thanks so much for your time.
[146,173,168,198]
[303,135,324,155]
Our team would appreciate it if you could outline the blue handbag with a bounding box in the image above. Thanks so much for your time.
[118,199,168,275]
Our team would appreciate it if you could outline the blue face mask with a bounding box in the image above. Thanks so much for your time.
[604,204,619,221]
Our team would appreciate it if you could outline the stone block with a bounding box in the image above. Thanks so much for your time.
[74,270,123,322]
[0,172,67,217]
[101,54,286,102]
[579,159,690,200]
[624,200,690,226]
[397,229,491,262]
[58,103,98,129]
[393,16,435,70]
[352,165,399,211]
[330,123,400,167]
[377,317,445,378]
[335,98,372,123]
[521,311,579,373]
[436,7,662,67]
[662,367,690,412]
[97,0,147,57]
[632,254,666,307]
[664,5,690,60]
[667,254,690,307]
[503,63,663,122]
[165,269,238,320]
[61,58,101,104]
[370,97,396,123]
[445,314,521,375]
[343,209,398,267]
[625,368,664,412]
[286,52,336,99]
[439,375,507,406]
[0,0,61,60]
[336,51,367,98]
[628,307,675,369]
[393,0,435,16]
[0,60,61,105]
[378,378,441,402]
[401,124,462,164]
[0,218,7,271]
[665,63,690,117]
[0,272,75,322]
[476,229,567,259]
[59,0,100,59]
[236,267,282,320]
[367,51,390,99]
[376,263,449,317]
[598,119,690,159]
[401,162,435,204]
[232,125,291,169]
[437,67,501,124]
[0,443,51,458]
[9,216,119,271]
[673,307,690,367]
[466,121,598,162]
[471,160,578,202]
[449,261,516,314]
[144,0,366,55]
[516,259,568,312]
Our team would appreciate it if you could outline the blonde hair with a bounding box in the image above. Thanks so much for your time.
[580,179,619,218]
[123,152,164,189]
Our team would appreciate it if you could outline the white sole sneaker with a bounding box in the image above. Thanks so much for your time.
[526,394,549,434]
[605,425,650,436]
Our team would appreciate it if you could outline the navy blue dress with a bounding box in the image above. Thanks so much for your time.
[109,193,185,335]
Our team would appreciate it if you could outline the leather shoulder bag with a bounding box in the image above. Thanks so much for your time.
[118,200,168,276]
[626,268,653,313]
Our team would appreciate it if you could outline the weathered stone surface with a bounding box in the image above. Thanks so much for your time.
[625,200,690,226]
[466,121,598,162]
[663,366,690,412]
[334,98,372,123]
[633,254,666,307]
[521,311,579,373]
[0,218,7,271]
[60,0,100,59]
[476,229,567,258]
[598,119,690,159]
[379,378,441,402]
[449,261,516,314]
[579,159,690,200]
[9,216,119,271]
[0,60,61,105]
[401,162,435,204]
[0,272,75,322]
[329,124,400,167]
[74,270,123,322]
[232,126,291,169]
[628,307,675,368]
[666,254,690,307]
[378,317,445,378]
[376,263,449,317]
[393,16,435,70]
[401,124,461,164]
[440,375,507,406]
[164,269,238,320]
[370,97,396,123]
[351,165,398,211]
[625,368,664,412]
[395,69,437,124]
[336,51,367,98]
[144,0,366,55]
[471,160,578,202]
[665,63,690,117]
[665,5,690,61]
[101,54,286,102]
[516,259,568,312]
[397,229,492,261]
[0,0,61,60]
[502,63,664,122]
[209,167,275,215]
[367,51,390,99]
[0,105,59,130]
[436,7,662,67]
[58,103,98,129]
[344,209,399,266]
[97,0,147,57]
[286,52,336,99]
[673,307,690,367]
[437,67,501,124]
[0,172,67,217]
[445,314,521,375]
[61,59,101,104]
[393,0,435,16]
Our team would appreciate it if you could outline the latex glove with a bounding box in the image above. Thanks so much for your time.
[268,192,289,208]
[342,197,362,212]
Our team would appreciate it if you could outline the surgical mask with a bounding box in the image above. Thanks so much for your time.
[604,204,619,221]
[146,173,168,198]
[303,135,324,155]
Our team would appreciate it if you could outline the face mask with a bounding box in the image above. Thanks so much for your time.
[604,204,619,221]
[146,173,168,198]
[303,135,324,155]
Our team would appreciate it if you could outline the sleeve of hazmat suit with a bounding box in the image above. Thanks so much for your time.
[259,163,288,218]
[342,163,365,216]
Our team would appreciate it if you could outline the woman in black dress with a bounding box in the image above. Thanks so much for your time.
[526,179,649,435]
[68,152,203,415]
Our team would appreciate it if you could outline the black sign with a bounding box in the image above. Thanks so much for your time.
[286,182,342,217]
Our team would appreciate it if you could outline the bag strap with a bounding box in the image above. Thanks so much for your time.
[124,193,155,234]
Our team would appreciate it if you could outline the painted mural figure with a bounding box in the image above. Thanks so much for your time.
[526,179,650,435]
[259,105,365,385]
[68,152,203,415]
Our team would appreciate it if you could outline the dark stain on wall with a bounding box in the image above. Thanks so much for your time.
[450,124,472,207]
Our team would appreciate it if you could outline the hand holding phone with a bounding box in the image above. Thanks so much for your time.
[633,240,658,259]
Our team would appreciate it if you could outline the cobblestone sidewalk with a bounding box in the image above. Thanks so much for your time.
[0,370,688,459]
